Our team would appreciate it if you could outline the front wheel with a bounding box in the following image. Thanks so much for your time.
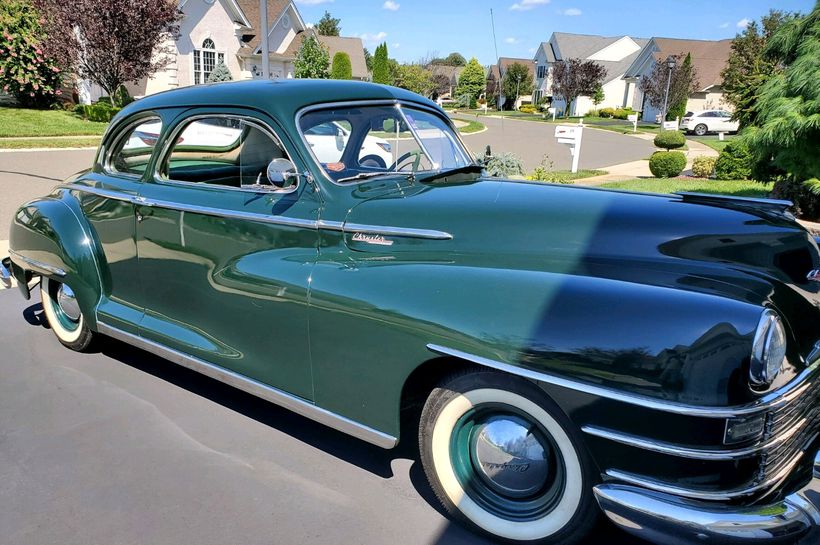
[693,123,708,136]
[40,277,94,351]
[419,370,599,545]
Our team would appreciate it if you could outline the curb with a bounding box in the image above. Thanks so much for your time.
[0,146,97,153]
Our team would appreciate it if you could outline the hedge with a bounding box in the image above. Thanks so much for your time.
[649,151,686,178]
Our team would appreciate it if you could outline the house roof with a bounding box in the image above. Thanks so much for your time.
[316,34,369,79]
[428,64,465,84]
[544,33,648,85]
[638,38,733,91]
[236,0,293,52]
[497,57,536,79]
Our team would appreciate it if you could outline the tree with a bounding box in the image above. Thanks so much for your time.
[430,73,451,98]
[206,61,232,83]
[0,0,64,108]
[330,51,352,80]
[743,5,820,187]
[501,62,533,110]
[37,0,181,106]
[455,57,485,102]
[667,53,693,121]
[393,64,433,96]
[316,11,340,36]
[294,35,329,79]
[591,85,605,108]
[430,52,466,66]
[638,52,699,121]
[372,42,390,84]
[550,58,606,116]
[721,10,797,128]
[363,47,372,73]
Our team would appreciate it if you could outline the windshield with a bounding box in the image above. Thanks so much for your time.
[298,104,472,183]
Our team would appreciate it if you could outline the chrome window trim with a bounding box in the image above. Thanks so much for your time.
[96,321,398,449]
[582,423,802,461]
[60,183,453,240]
[103,115,163,180]
[294,99,475,187]
[427,343,820,419]
[8,249,66,277]
[152,113,298,194]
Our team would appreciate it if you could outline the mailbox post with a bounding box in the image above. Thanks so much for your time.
[555,125,584,173]
[547,107,557,121]
[627,113,638,132]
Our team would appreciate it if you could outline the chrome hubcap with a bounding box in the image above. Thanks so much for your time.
[56,284,81,322]
[472,417,549,498]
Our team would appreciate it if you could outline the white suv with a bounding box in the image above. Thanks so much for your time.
[680,110,739,136]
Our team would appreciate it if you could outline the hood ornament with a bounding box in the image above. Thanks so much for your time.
[807,270,820,282]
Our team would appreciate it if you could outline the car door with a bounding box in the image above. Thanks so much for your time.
[134,109,319,400]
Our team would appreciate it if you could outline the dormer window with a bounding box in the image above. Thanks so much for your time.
[193,38,225,84]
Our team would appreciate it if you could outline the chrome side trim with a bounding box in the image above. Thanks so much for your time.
[8,249,67,277]
[427,343,820,419]
[62,184,452,240]
[593,481,817,545]
[96,322,398,449]
[0,257,12,288]
[582,424,802,461]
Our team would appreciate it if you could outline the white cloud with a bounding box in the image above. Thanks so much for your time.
[510,0,549,11]
[736,17,751,28]
[505,37,521,44]
[359,31,388,43]
[383,0,400,10]
[306,22,314,28]
[295,0,333,5]
[392,43,400,48]
[562,7,582,16]
[719,22,730,28]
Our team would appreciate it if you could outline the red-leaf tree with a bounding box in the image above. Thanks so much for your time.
[639,52,699,121]
[550,58,606,116]
[36,0,181,105]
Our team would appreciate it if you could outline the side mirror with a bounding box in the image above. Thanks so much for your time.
[266,158,301,192]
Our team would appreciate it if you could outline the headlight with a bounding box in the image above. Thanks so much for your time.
[749,309,787,388]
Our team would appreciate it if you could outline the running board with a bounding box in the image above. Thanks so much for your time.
[97,322,398,449]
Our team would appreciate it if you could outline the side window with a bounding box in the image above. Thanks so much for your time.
[108,118,162,177]
[303,120,352,163]
[159,116,290,188]
[357,116,434,171]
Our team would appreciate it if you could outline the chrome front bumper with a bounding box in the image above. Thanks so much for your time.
[594,451,820,544]
[0,256,12,288]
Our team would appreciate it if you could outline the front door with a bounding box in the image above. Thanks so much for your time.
[135,109,319,400]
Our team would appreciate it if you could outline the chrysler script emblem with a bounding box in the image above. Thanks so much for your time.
[352,232,394,246]
[808,270,820,282]
[482,462,531,473]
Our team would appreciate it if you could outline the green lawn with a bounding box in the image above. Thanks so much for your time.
[0,136,101,149]
[532,169,607,183]
[0,106,108,137]
[689,135,736,152]
[451,117,486,134]
[598,178,773,198]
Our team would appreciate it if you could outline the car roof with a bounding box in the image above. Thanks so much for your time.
[117,79,440,121]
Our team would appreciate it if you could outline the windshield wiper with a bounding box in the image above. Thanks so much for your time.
[337,171,413,183]
[416,164,484,184]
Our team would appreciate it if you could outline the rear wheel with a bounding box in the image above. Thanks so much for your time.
[418,370,599,544]
[40,277,94,351]
[694,123,708,136]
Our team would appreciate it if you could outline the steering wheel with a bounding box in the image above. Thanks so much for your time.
[388,150,422,172]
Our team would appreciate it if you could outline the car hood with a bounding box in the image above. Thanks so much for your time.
[343,176,820,353]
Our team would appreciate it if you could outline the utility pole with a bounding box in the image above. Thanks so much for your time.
[661,55,676,123]
[260,0,270,79]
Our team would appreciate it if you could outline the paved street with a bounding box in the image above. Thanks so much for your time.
[0,290,646,545]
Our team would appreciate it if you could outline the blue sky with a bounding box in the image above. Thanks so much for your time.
[293,0,816,64]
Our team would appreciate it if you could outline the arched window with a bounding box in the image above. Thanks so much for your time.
[193,38,224,84]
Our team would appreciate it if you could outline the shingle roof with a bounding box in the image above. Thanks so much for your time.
[429,64,465,84]
[236,0,291,53]
[498,57,536,79]
[649,38,733,90]
[547,33,649,84]
[317,34,368,79]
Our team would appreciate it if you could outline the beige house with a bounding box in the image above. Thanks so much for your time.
[126,0,367,98]
[623,37,733,121]
[487,57,536,110]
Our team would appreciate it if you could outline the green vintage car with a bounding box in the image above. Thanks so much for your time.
[3,80,820,545]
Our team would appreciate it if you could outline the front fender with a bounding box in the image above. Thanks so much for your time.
[9,190,106,328]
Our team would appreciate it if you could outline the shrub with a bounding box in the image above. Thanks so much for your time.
[715,140,752,180]
[649,151,686,178]
[518,104,536,114]
[653,130,686,151]
[691,156,717,178]
[527,155,555,181]
[484,152,524,177]
[76,101,120,122]
[206,61,233,83]
[612,107,634,120]
[599,107,615,118]
[770,179,819,220]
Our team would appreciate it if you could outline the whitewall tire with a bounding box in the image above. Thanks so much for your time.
[419,370,599,545]
[40,277,94,351]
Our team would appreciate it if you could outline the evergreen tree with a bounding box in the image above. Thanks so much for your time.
[455,57,485,102]
[363,47,372,73]
[330,52,352,80]
[206,61,232,83]
[316,11,340,36]
[667,53,693,121]
[294,35,329,79]
[372,42,390,84]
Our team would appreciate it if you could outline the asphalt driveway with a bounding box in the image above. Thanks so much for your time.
[0,289,649,545]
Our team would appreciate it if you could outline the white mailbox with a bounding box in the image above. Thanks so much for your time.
[554,125,584,173]
[627,113,638,132]
[547,107,557,121]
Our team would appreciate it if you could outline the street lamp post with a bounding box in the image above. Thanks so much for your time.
[515,74,522,110]
[260,0,270,79]
[661,55,676,123]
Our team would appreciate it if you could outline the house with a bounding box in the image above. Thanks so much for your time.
[533,32,648,116]
[428,64,464,99]
[623,38,733,121]
[487,57,536,110]
[124,0,367,99]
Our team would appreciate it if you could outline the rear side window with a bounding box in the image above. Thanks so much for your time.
[107,118,162,177]
[158,116,291,189]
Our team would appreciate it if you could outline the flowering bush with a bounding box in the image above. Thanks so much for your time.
[0,0,63,108]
